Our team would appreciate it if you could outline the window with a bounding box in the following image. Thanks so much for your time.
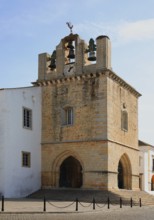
[22,152,31,167]
[121,110,128,131]
[139,156,142,166]
[62,107,73,125]
[23,107,32,129]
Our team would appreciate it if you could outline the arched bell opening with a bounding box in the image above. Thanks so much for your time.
[118,154,132,190]
[59,156,82,188]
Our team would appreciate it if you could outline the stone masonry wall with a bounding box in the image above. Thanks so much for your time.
[42,74,108,143]
[42,141,108,189]
[41,71,140,190]
[107,76,139,149]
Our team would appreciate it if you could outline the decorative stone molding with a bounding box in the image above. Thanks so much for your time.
[32,69,141,98]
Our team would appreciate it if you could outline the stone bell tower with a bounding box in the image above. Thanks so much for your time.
[34,25,141,191]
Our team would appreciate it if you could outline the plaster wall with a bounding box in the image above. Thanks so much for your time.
[0,87,41,198]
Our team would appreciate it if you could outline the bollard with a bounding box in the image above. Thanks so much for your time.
[107,197,110,209]
[139,198,142,207]
[76,198,78,211]
[1,196,4,212]
[120,197,122,208]
[93,198,95,210]
[130,198,133,208]
[43,196,46,212]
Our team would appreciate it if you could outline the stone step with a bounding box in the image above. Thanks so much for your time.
[28,189,154,205]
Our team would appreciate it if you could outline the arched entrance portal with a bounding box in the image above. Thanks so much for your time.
[59,156,82,188]
[118,161,124,189]
[151,175,154,191]
[118,154,132,190]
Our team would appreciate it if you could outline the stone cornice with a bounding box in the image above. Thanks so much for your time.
[32,72,100,86]
[106,70,141,98]
[32,69,141,98]
[41,138,139,151]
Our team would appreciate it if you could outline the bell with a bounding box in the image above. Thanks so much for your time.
[88,51,96,61]
[67,48,75,59]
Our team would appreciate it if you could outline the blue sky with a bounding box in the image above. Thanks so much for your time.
[1,0,154,144]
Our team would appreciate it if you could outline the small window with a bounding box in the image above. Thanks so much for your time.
[23,107,32,129]
[62,107,73,126]
[22,152,31,167]
[121,110,128,131]
[139,156,142,166]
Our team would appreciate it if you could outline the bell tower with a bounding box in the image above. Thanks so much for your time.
[37,23,112,82]
[34,25,141,191]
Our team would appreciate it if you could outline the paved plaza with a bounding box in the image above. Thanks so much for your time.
[0,199,154,220]
[1,206,154,220]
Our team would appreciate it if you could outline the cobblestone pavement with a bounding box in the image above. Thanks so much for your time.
[0,199,154,220]
[1,206,154,220]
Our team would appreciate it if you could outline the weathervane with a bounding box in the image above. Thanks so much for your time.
[66,22,73,34]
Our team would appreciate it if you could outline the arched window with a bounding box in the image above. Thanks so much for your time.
[121,110,128,131]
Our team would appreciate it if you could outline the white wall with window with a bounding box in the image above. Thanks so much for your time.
[139,140,154,194]
[0,86,41,198]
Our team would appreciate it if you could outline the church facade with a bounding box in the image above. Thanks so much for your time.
[0,31,144,198]
[33,32,141,191]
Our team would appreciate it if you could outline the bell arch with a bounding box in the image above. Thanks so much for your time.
[117,153,132,190]
[52,150,84,188]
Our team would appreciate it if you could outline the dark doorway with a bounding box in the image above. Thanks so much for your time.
[59,156,82,188]
[118,161,124,189]
[151,175,154,191]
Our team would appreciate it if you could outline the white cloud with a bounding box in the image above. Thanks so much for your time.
[75,19,154,44]
[117,19,154,42]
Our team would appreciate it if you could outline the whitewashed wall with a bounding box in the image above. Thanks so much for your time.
[0,86,41,198]
[139,145,154,194]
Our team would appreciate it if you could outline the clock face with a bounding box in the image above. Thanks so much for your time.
[64,63,75,76]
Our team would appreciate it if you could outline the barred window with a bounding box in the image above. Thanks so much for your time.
[121,110,128,131]
[22,152,31,167]
[23,107,32,129]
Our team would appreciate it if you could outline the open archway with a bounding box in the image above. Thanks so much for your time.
[151,175,154,191]
[59,156,82,188]
[118,154,132,190]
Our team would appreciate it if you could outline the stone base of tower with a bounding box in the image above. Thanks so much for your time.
[41,141,140,191]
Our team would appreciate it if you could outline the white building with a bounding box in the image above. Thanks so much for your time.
[0,86,41,198]
[139,140,154,194]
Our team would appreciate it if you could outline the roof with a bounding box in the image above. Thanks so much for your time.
[139,140,153,147]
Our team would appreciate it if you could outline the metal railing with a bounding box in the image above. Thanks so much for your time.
[1,195,142,212]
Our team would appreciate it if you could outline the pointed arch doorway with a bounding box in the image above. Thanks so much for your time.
[118,154,132,190]
[151,175,154,191]
[59,156,83,188]
[118,161,124,189]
